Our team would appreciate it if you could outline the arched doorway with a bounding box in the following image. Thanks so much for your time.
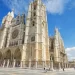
[14,48,21,67]
[0,52,2,66]
[5,50,11,59]
[4,50,11,67]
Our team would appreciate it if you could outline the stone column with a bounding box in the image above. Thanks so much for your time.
[50,60,53,71]
[21,46,26,68]
[3,60,5,68]
[62,62,63,68]
[7,59,10,67]
[35,43,38,69]
[35,61,37,69]
[13,59,16,68]
[0,60,1,67]
[50,57,54,71]
[20,60,23,68]
[45,61,47,68]
[58,62,61,70]
[1,28,7,48]
[20,60,25,68]
[67,63,68,68]
[29,59,31,69]
[43,61,45,68]
[65,63,66,68]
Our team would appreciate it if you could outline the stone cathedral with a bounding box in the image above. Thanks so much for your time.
[0,0,50,68]
[0,0,68,69]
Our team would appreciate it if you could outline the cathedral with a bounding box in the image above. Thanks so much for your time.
[49,28,68,70]
[0,0,68,69]
[0,0,50,68]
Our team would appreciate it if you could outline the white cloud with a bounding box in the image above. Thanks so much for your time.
[45,0,64,14]
[66,47,75,52]
[2,0,31,15]
[44,0,71,14]
[67,53,71,56]
[65,47,75,61]
[2,0,69,15]
[2,0,75,15]
[70,57,75,60]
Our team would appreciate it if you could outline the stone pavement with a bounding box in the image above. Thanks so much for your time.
[51,68,75,75]
[0,68,75,75]
[0,68,44,75]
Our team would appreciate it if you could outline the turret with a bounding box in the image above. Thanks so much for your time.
[55,27,59,35]
[2,10,14,28]
[10,9,14,18]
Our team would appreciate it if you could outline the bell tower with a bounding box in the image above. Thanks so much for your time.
[21,0,50,68]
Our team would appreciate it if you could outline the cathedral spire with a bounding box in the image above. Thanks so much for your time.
[10,9,14,18]
[55,27,58,33]
[34,0,42,3]
[34,0,41,1]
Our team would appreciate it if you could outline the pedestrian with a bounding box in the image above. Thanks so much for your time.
[74,66,75,70]
[63,68,64,71]
[44,67,47,73]
[44,67,45,70]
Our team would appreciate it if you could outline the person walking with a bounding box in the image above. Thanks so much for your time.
[74,66,75,70]
[44,67,47,73]
[63,67,64,71]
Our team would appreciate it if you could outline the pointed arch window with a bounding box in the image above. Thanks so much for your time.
[33,1,37,10]
[33,12,36,16]
[32,21,35,26]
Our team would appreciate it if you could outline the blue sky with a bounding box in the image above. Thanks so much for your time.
[0,0,75,60]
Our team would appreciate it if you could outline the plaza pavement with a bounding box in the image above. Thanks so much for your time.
[0,68,75,75]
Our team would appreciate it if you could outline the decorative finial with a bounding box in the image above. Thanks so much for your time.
[55,26,59,33]
[11,8,14,18]
[12,8,14,12]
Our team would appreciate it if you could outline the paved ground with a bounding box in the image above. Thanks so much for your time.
[51,68,75,75]
[0,68,75,75]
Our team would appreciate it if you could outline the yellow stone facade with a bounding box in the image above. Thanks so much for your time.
[49,28,68,69]
[0,0,68,69]
[0,0,50,68]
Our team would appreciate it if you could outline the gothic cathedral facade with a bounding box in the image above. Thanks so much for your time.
[0,0,50,68]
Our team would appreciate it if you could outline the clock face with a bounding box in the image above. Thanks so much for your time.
[12,29,19,39]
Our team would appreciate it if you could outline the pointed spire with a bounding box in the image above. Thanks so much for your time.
[34,0,41,1]
[12,9,14,12]
[18,12,20,17]
[55,26,58,32]
[10,9,14,18]
[34,0,42,3]
[8,12,11,15]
